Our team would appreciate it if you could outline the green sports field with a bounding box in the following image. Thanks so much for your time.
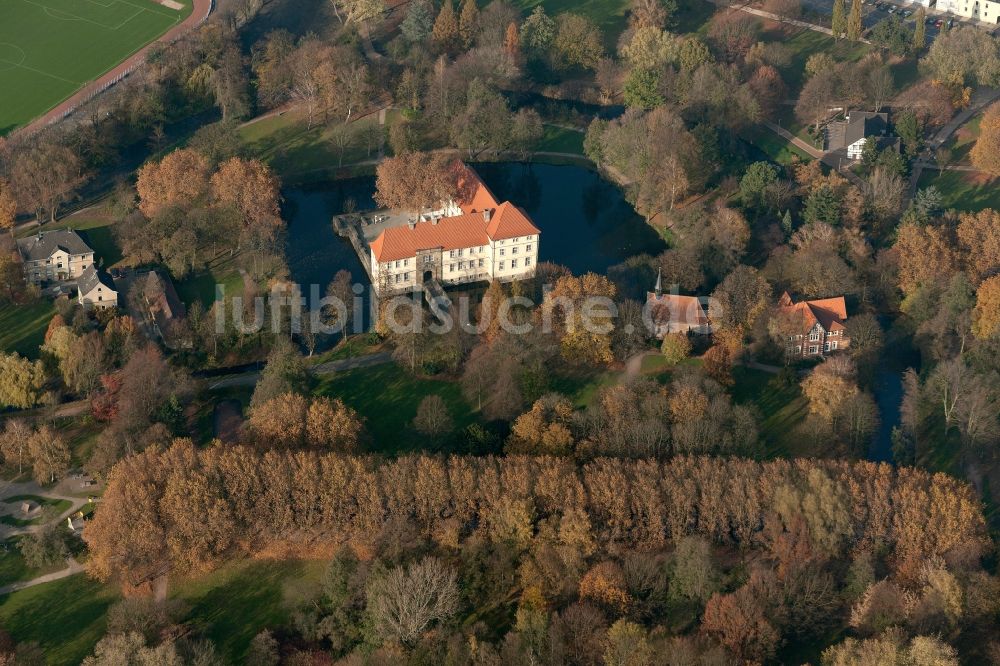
[0,0,191,134]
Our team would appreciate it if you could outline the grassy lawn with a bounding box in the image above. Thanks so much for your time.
[238,110,393,181]
[513,0,630,47]
[0,538,67,588]
[0,573,118,665]
[741,124,814,166]
[174,250,246,309]
[941,112,983,164]
[0,496,73,527]
[171,558,326,663]
[0,0,192,133]
[917,169,1000,212]
[307,334,383,365]
[0,299,55,358]
[766,24,871,93]
[537,124,585,155]
[730,366,812,458]
[0,558,327,664]
[314,362,479,453]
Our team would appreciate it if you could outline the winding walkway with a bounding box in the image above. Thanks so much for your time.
[0,558,84,596]
[909,86,1000,192]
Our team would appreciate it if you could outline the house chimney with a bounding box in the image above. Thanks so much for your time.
[407,219,416,230]
[483,208,492,222]
[432,216,439,225]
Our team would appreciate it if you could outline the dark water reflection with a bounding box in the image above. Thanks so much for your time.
[282,162,666,291]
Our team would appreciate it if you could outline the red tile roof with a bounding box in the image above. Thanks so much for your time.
[778,292,848,333]
[646,293,710,329]
[370,166,540,263]
[456,166,500,214]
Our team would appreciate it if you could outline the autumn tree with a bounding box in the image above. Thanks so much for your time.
[0,419,32,476]
[551,13,604,70]
[329,0,385,26]
[702,575,780,661]
[374,153,461,214]
[970,103,1000,175]
[894,223,960,297]
[660,332,691,366]
[432,0,462,54]
[28,426,70,485]
[12,140,86,222]
[914,8,926,50]
[973,275,1000,339]
[956,208,1000,283]
[544,273,617,365]
[710,265,770,340]
[210,158,281,229]
[0,353,45,409]
[136,149,211,219]
[0,179,15,238]
[247,392,309,447]
[458,0,479,48]
[847,0,863,41]
[831,0,846,39]
[508,394,575,455]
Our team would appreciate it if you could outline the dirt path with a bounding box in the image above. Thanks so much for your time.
[623,351,657,381]
[17,0,213,135]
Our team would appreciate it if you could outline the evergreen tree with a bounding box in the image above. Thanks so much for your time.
[459,0,480,49]
[432,0,461,55]
[847,0,863,41]
[832,0,846,39]
[401,0,434,43]
[781,209,794,236]
[913,8,926,50]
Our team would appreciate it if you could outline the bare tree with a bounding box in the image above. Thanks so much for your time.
[413,395,454,437]
[365,557,460,645]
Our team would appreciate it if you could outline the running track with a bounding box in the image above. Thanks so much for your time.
[17,0,213,135]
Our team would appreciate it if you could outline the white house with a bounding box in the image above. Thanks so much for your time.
[77,266,118,310]
[369,166,540,294]
[16,229,95,285]
[937,0,1000,21]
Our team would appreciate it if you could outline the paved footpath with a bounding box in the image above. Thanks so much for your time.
[0,558,84,596]
[207,351,395,390]
[17,0,213,135]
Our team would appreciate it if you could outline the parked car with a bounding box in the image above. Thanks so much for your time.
[935,18,944,26]
[947,18,954,26]
[887,6,896,13]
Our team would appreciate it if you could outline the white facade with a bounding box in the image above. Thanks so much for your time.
[370,233,539,292]
[936,0,1000,21]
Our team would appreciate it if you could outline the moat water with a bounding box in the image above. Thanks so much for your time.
[282,162,666,290]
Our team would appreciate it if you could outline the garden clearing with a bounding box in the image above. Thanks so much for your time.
[0,0,191,133]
